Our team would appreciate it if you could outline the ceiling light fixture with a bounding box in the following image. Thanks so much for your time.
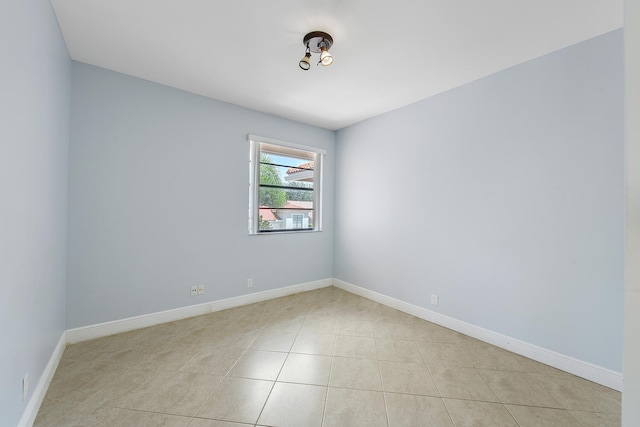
[299,31,333,70]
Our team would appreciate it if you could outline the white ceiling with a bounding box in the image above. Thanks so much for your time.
[51,0,623,130]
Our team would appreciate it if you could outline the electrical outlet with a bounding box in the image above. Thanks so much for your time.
[198,285,205,295]
[431,294,439,306]
[247,278,253,288]
[22,374,28,401]
[190,286,197,296]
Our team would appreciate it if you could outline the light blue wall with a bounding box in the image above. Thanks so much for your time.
[624,1,640,423]
[66,63,335,328]
[0,1,70,425]
[335,30,624,372]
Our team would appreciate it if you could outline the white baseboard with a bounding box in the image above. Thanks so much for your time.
[18,331,66,427]
[66,278,332,344]
[332,278,623,391]
[16,277,622,427]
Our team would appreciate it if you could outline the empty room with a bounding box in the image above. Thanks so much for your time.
[2,0,639,426]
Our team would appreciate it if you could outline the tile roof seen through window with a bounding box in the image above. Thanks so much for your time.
[258,207,278,221]
[286,162,313,175]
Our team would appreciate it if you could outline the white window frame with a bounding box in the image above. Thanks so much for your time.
[248,134,326,234]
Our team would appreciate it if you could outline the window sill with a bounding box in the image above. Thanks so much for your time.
[248,229,322,236]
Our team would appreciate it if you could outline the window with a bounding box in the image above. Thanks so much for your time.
[292,214,304,229]
[249,135,325,234]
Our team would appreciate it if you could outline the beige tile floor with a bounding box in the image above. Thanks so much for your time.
[35,287,621,427]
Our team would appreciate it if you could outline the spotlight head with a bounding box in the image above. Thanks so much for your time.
[319,46,333,66]
[299,52,311,70]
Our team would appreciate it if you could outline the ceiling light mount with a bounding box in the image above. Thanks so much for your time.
[300,31,333,70]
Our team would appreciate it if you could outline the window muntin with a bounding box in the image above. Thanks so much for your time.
[249,136,324,234]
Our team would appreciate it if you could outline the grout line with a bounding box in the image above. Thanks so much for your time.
[440,398,459,427]
[252,379,277,426]
[321,327,338,426]
[377,355,391,427]
[500,403,524,427]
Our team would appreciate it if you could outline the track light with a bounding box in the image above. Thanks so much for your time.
[299,31,333,71]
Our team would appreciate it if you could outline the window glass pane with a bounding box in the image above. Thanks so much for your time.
[250,136,322,234]
[259,161,314,188]
[258,151,315,231]
[259,153,314,206]
[259,187,314,209]
[258,207,313,231]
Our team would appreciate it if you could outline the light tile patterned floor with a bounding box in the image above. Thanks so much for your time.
[35,287,621,427]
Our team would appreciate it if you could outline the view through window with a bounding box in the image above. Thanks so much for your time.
[249,136,324,233]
